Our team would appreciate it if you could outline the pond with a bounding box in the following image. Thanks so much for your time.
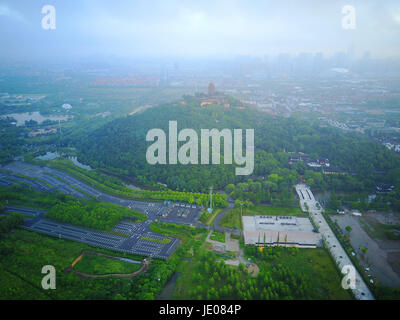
[68,156,92,170]
[119,258,142,265]
[123,183,141,191]
[35,152,60,161]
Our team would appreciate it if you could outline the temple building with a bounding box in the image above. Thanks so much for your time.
[208,82,215,96]
[199,83,230,108]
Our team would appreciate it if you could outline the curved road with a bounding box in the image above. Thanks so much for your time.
[1,161,240,255]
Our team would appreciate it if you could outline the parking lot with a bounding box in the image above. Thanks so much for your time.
[0,162,184,259]
[160,203,202,225]
[334,213,400,287]
[0,164,91,200]
[0,172,55,194]
[17,210,180,260]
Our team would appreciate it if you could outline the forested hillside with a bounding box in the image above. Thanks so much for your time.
[74,102,400,194]
[0,119,23,164]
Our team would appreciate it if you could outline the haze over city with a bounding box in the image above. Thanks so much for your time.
[0,0,400,61]
[1,0,400,308]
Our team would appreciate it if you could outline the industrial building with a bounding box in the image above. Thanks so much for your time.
[242,215,321,248]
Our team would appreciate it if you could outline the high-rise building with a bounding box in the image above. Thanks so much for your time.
[208,82,215,96]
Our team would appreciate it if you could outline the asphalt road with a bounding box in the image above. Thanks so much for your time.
[1,162,184,259]
[1,161,241,258]
[213,192,240,236]
[295,184,374,300]
[6,204,179,259]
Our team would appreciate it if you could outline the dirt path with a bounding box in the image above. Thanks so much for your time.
[225,232,239,252]
[66,251,149,279]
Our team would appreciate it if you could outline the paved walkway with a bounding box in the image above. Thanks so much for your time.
[295,184,374,300]
[225,232,239,252]
[334,214,400,287]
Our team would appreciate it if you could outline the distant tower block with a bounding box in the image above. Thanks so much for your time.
[208,82,215,96]
[209,186,213,212]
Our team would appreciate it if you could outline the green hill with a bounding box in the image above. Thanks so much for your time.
[74,102,400,196]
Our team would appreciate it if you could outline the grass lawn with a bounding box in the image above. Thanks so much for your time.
[174,243,352,300]
[219,207,242,230]
[360,217,400,241]
[245,205,307,217]
[149,222,206,239]
[209,231,226,243]
[199,209,223,225]
[141,236,171,244]
[0,269,49,300]
[251,247,353,300]
[0,229,147,300]
[220,205,306,230]
[199,211,211,224]
[74,254,142,275]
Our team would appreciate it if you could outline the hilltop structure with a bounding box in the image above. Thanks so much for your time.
[208,82,215,96]
[181,82,231,108]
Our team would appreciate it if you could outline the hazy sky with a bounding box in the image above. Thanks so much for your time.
[0,0,400,62]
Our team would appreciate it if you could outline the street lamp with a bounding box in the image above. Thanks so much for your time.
[239,201,244,235]
[240,201,244,217]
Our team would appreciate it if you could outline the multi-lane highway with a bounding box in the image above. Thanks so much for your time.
[295,184,374,300]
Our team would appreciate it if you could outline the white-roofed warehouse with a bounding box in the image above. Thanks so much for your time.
[242,215,321,248]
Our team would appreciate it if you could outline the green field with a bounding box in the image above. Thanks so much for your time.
[45,199,147,231]
[0,269,50,300]
[220,205,306,230]
[173,218,350,300]
[199,208,223,225]
[141,236,171,244]
[0,229,171,300]
[244,205,306,217]
[46,158,227,207]
[74,254,142,275]
[210,231,226,243]
[219,207,243,230]
[0,185,60,210]
[360,217,400,241]
[149,222,206,239]
[249,247,353,300]
[175,245,353,300]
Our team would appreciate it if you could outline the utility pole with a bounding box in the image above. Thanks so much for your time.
[240,201,244,219]
[58,119,62,151]
[239,201,244,236]
[209,186,213,212]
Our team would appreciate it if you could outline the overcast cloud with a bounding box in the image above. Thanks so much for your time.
[0,0,399,62]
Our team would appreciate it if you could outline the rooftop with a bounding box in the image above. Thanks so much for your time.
[242,215,321,247]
